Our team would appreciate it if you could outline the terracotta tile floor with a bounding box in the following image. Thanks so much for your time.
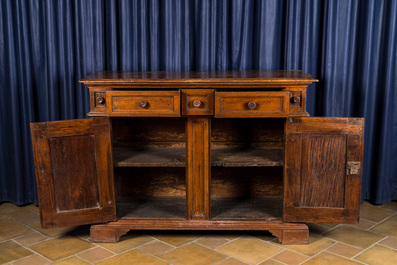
[1,201,397,265]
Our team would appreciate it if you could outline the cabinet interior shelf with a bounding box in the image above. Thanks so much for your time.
[116,196,282,220]
[113,146,283,167]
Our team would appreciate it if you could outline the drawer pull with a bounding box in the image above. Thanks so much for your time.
[192,100,202,108]
[247,101,257,110]
[139,100,148,108]
[291,96,300,103]
[96,96,105,104]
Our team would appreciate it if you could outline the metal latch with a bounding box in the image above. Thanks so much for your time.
[347,161,361,175]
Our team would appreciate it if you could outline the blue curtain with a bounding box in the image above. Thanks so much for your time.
[1,0,396,205]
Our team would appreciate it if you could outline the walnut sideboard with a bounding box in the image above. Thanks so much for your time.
[30,70,364,244]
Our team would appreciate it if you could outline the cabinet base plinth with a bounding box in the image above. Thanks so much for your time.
[90,226,129,243]
[90,219,309,245]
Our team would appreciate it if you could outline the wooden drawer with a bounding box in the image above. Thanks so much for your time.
[105,91,180,117]
[214,91,289,118]
[181,89,214,116]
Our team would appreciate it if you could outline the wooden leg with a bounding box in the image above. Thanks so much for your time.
[269,227,309,245]
[90,225,129,243]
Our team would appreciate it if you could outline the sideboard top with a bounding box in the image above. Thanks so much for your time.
[79,70,317,88]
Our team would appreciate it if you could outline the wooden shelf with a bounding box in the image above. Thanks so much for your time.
[212,147,283,167]
[113,147,185,167]
[113,147,283,167]
[211,196,282,220]
[116,196,282,221]
[117,197,186,219]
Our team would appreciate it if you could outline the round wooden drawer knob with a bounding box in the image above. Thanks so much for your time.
[139,100,148,108]
[248,101,257,110]
[291,96,300,103]
[192,100,202,108]
[96,96,105,104]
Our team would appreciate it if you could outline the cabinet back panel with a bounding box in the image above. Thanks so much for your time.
[112,117,186,145]
[211,118,284,147]
[114,167,283,198]
[114,168,186,198]
[49,135,99,211]
[211,167,283,197]
[112,118,284,147]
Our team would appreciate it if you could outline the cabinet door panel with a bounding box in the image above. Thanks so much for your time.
[284,117,364,223]
[31,118,116,228]
[300,134,346,207]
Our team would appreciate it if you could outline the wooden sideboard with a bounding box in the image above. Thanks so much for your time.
[30,70,364,244]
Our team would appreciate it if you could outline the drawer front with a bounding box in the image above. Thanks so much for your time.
[181,89,215,116]
[106,91,180,117]
[215,91,289,118]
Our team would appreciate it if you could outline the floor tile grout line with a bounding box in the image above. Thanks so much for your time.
[120,245,174,265]
[7,238,53,265]
[149,235,251,265]
[68,254,96,265]
[7,231,54,249]
[349,235,393,261]
[320,223,392,249]
[216,234,288,265]
[136,237,177,257]
[264,259,285,265]
[271,249,312,265]
[146,235,202,255]
[346,217,377,230]
[198,234,243,251]
[265,240,313,259]
[316,236,370,259]
[366,211,397,230]
[193,239,229,250]
[317,223,342,236]
[135,248,173,265]
[9,223,116,265]
[139,237,177,249]
[256,243,287,265]
[211,234,285,265]
[0,216,40,243]
[309,235,385,265]
[8,230,47,242]
[8,214,73,242]
[301,239,372,265]
[211,256,250,265]
[90,238,177,264]
[322,249,368,265]
[377,238,397,251]
[3,252,36,265]
[198,234,294,265]
[47,253,94,265]
[212,257,228,265]
[213,252,253,265]
[76,245,120,262]
[359,213,395,227]
[279,244,323,265]
[295,242,347,265]
[261,256,289,265]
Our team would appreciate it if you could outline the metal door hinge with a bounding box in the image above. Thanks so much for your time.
[347,161,361,175]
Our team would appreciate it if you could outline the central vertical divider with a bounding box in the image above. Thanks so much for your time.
[186,117,211,220]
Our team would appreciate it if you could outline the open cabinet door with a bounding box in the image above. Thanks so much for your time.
[284,117,364,223]
[31,117,116,228]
